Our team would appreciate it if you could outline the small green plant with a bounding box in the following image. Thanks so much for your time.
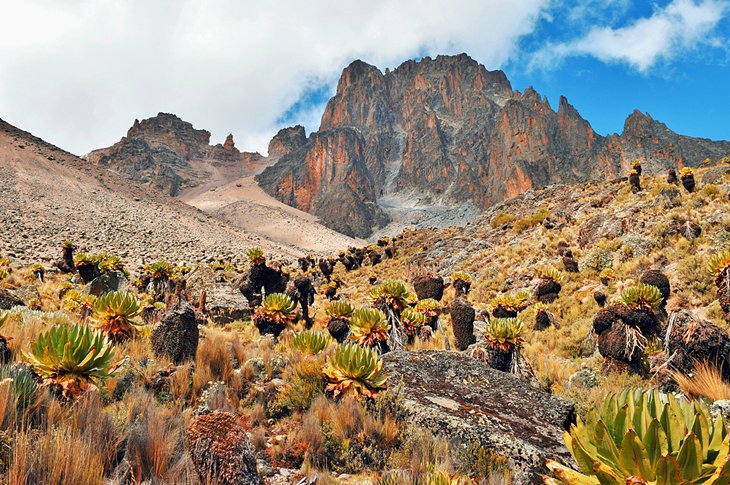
[143,261,174,280]
[490,291,531,314]
[621,284,664,310]
[97,255,125,273]
[91,291,142,342]
[485,317,525,351]
[679,167,694,177]
[24,324,119,400]
[253,293,296,335]
[491,211,516,228]
[582,248,614,272]
[708,249,730,285]
[416,298,441,316]
[324,300,355,319]
[246,247,266,265]
[369,280,415,312]
[451,271,472,285]
[538,266,563,283]
[322,342,388,399]
[0,365,38,409]
[546,388,730,485]
[400,307,426,337]
[292,331,332,355]
[349,308,391,347]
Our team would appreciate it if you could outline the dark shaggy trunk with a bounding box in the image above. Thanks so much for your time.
[667,169,678,184]
[593,289,607,307]
[327,318,349,343]
[318,258,334,279]
[412,274,445,301]
[629,172,641,192]
[681,173,696,192]
[449,298,476,351]
[492,306,517,319]
[60,247,75,273]
[562,256,579,273]
[76,263,100,284]
[535,279,561,303]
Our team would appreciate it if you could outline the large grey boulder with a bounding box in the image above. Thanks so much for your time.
[151,302,199,364]
[205,284,251,325]
[0,288,24,310]
[383,350,575,484]
[87,270,129,296]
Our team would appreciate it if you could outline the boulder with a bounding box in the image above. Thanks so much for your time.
[382,350,575,484]
[665,310,730,379]
[87,270,129,297]
[186,411,262,485]
[151,302,199,364]
[0,288,24,310]
[578,214,624,247]
[205,284,251,325]
[701,166,730,184]
[185,264,219,302]
[13,285,40,305]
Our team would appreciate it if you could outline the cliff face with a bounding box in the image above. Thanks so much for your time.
[257,54,730,237]
[87,113,264,195]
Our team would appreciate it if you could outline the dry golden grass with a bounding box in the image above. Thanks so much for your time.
[672,363,730,401]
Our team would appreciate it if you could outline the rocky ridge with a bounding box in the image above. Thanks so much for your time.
[257,54,730,237]
[87,113,267,196]
[0,118,306,266]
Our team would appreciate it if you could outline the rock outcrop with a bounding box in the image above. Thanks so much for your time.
[87,113,264,195]
[257,54,730,237]
[383,350,575,484]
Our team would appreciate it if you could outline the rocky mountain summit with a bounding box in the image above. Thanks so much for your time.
[87,113,266,195]
[257,54,730,237]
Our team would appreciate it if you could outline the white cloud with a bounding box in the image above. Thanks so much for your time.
[531,0,729,72]
[0,0,547,155]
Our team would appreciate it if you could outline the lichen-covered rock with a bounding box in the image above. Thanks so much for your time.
[87,270,129,297]
[382,350,575,484]
[578,214,624,247]
[205,284,251,325]
[0,288,24,310]
[665,310,730,379]
[151,302,199,364]
[186,411,261,485]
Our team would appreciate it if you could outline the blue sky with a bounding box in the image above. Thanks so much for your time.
[0,0,728,154]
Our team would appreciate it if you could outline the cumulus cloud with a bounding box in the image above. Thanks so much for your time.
[531,0,729,72]
[0,0,547,155]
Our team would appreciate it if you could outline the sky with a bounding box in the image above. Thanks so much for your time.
[0,0,728,156]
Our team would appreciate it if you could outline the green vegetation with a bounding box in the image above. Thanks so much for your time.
[546,389,730,484]
[322,342,388,399]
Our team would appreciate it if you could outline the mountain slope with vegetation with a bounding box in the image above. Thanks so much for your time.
[1,154,730,483]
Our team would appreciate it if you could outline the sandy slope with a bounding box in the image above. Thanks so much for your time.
[0,119,310,265]
[180,176,363,252]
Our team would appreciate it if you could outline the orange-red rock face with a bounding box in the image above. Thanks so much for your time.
[258,54,730,237]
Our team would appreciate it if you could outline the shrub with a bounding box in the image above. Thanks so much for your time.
[292,331,332,355]
[490,211,516,228]
[349,308,390,347]
[24,324,119,400]
[91,291,142,342]
[485,317,525,351]
[512,208,550,233]
[621,284,664,310]
[322,343,388,399]
[546,389,730,484]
